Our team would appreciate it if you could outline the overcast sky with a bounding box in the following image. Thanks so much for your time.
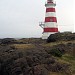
[0,0,74,38]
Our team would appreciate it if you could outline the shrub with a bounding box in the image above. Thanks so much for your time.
[47,32,61,43]
[47,34,56,43]
[49,48,62,57]
[1,38,15,44]
[47,32,75,43]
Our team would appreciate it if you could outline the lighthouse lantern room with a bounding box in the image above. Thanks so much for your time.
[39,0,58,39]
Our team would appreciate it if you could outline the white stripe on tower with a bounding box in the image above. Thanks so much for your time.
[45,22,58,28]
[45,12,56,17]
[46,6,55,8]
[42,0,58,39]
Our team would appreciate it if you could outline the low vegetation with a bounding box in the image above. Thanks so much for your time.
[0,32,75,75]
[10,44,35,49]
[48,48,63,57]
[47,32,75,43]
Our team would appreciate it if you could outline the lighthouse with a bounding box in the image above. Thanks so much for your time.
[39,0,58,39]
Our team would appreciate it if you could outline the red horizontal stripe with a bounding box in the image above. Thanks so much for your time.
[46,8,55,12]
[47,0,53,3]
[47,2,53,3]
[45,17,57,22]
[44,28,58,32]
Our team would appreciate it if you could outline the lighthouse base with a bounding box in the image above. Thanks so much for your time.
[42,32,56,39]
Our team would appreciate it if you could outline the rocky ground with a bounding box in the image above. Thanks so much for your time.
[0,32,75,75]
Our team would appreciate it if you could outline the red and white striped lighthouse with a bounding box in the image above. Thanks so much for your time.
[40,0,58,39]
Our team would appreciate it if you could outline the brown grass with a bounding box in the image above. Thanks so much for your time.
[11,44,35,49]
[49,72,66,75]
[42,40,75,47]
[54,54,75,75]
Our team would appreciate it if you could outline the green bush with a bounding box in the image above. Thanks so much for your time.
[49,49,62,57]
[47,32,75,43]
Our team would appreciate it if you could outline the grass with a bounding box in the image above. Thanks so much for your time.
[10,40,75,75]
[16,38,42,44]
[49,72,67,75]
[57,54,75,75]
[62,54,75,73]
[11,44,35,49]
[42,40,75,75]
[50,54,75,75]
[42,40,75,47]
